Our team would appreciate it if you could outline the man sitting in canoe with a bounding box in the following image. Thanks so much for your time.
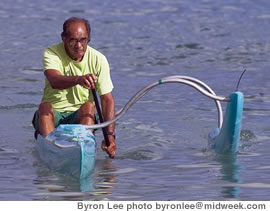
[32,17,116,158]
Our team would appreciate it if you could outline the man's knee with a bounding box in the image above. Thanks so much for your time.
[32,102,54,135]
[80,102,95,114]
[83,101,95,110]
[39,102,54,114]
[38,102,55,122]
[77,102,95,124]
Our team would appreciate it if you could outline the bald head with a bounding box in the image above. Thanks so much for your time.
[62,17,91,39]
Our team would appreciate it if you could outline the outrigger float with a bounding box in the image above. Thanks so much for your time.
[36,75,244,178]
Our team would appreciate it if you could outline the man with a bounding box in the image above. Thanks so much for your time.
[32,17,116,158]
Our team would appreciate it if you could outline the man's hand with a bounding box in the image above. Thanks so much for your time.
[101,135,116,159]
[76,74,97,89]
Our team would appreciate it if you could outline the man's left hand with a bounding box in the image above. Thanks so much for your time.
[101,136,116,159]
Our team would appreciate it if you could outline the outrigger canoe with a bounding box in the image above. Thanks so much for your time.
[36,75,244,178]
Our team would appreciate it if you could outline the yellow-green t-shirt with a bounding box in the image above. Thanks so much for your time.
[42,42,114,112]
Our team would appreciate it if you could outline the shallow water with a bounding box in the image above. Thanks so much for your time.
[0,0,270,200]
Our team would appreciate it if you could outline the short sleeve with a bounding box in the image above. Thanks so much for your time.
[43,48,62,72]
[95,55,114,96]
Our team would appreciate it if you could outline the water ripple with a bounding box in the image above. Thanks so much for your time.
[0,104,38,110]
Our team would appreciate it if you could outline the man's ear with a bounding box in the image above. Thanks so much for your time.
[61,32,65,41]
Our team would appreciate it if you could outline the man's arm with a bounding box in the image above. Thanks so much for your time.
[100,92,116,158]
[45,69,97,89]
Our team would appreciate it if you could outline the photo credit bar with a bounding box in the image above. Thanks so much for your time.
[0,201,268,211]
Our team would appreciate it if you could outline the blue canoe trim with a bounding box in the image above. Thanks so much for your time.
[209,92,244,154]
[79,129,96,178]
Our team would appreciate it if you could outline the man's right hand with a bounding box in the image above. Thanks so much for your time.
[76,74,97,89]
[45,69,98,90]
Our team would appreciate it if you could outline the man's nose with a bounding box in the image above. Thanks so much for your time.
[75,41,83,48]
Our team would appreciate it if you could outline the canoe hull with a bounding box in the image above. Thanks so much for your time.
[209,92,244,154]
[36,124,96,178]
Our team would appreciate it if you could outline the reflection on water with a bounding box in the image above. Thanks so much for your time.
[81,159,117,194]
[216,154,241,199]
[80,176,94,193]
[32,158,118,200]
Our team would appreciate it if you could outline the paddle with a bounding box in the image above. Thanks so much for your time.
[90,84,110,147]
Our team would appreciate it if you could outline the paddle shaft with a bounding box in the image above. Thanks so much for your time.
[91,85,110,147]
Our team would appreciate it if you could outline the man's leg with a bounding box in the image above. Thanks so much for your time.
[76,102,95,127]
[38,102,56,136]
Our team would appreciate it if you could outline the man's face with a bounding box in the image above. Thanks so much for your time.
[62,21,89,62]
